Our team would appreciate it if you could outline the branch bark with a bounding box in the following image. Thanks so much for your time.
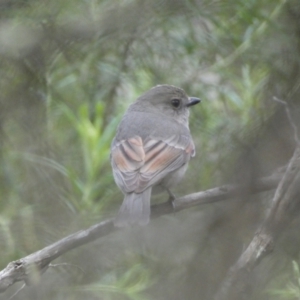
[0,171,282,294]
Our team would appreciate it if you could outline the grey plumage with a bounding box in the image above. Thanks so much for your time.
[110,84,200,227]
[114,189,152,227]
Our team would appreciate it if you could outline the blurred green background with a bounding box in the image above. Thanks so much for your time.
[1,0,300,299]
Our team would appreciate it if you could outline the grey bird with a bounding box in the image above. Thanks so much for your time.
[110,84,200,227]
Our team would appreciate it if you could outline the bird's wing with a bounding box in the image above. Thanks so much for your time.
[111,135,195,193]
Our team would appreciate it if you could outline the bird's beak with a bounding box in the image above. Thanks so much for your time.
[187,97,201,107]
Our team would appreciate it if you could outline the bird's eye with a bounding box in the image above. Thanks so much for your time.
[171,99,181,108]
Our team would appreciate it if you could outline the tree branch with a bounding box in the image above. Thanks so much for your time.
[214,97,300,300]
[0,171,282,294]
[214,146,300,300]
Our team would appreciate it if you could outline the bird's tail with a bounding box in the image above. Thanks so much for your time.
[114,188,151,227]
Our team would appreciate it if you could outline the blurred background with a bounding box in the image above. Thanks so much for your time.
[1,0,300,299]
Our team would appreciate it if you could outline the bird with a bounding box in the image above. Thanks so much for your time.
[110,84,200,227]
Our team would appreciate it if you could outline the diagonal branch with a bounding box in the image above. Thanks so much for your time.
[214,97,300,300]
[214,146,300,300]
[0,171,282,294]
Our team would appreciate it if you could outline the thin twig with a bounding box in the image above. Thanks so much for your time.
[8,283,25,300]
[49,263,86,274]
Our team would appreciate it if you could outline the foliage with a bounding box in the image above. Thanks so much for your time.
[78,263,153,300]
[0,0,299,299]
[268,261,300,300]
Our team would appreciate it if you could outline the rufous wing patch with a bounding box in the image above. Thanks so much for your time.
[112,136,145,172]
[112,135,193,193]
[141,143,182,173]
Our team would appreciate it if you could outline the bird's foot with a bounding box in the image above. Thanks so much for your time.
[166,189,176,203]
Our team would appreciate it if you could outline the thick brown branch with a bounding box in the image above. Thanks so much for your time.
[0,172,281,294]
